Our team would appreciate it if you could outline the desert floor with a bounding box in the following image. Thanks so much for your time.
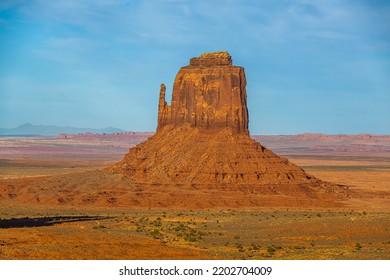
[0,135,389,259]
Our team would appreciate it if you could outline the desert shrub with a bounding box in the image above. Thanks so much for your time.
[93,224,106,229]
[136,226,142,232]
[150,229,162,239]
[174,222,186,232]
[152,217,162,227]
[184,228,203,242]
[267,246,275,253]
[185,235,197,242]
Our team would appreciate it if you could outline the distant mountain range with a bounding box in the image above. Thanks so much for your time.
[0,123,126,136]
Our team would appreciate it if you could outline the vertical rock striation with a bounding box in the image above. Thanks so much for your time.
[157,51,249,134]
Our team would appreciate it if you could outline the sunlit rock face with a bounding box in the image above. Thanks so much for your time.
[157,51,248,134]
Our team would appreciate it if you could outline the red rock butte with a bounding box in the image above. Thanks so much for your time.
[111,51,346,198]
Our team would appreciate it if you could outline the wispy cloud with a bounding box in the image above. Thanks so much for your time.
[8,0,387,50]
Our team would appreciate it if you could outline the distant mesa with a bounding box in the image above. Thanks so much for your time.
[0,123,125,137]
[110,51,346,198]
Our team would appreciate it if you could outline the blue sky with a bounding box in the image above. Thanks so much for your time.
[0,0,389,134]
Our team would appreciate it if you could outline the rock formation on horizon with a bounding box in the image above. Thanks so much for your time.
[111,52,343,196]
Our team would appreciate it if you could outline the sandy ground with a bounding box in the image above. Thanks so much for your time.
[0,135,389,259]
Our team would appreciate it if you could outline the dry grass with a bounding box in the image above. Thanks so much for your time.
[0,208,389,260]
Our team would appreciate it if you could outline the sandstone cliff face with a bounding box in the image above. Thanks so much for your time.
[158,51,249,134]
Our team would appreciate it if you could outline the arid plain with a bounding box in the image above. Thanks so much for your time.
[0,133,389,259]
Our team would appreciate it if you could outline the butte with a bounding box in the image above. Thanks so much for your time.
[109,51,347,204]
[0,51,350,208]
